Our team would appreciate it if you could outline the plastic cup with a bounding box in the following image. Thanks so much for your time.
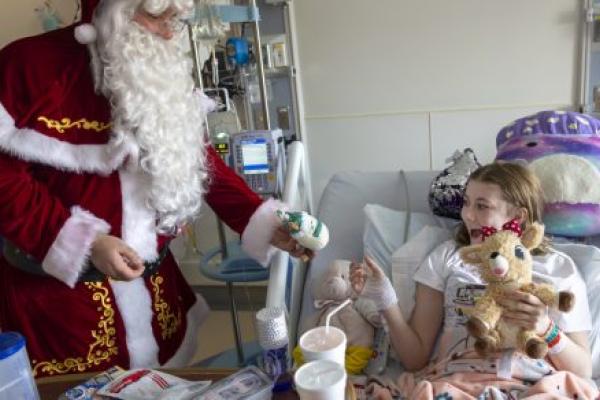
[298,326,346,367]
[0,332,40,400]
[294,359,347,400]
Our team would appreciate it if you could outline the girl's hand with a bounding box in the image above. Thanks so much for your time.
[499,290,551,335]
[350,260,366,294]
[90,234,145,281]
[352,256,398,311]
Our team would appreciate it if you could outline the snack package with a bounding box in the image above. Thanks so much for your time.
[196,366,273,400]
[95,369,210,400]
[58,366,126,400]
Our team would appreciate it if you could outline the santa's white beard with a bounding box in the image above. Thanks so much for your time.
[99,23,207,233]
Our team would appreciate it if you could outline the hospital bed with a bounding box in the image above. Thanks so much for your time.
[268,164,600,384]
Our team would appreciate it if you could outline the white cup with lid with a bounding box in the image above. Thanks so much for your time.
[294,359,347,400]
[298,326,346,367]
[0,332,40,400]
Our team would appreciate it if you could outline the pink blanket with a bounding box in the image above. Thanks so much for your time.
[367,351,599,399]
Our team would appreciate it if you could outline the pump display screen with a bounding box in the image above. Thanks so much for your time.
[241,138,269,174]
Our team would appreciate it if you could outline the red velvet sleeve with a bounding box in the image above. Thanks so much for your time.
[0,154,70,260]
[0,36,111,287]
[0,41,71,260]
[203,145,263,234]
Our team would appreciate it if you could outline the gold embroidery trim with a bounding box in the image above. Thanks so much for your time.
[37,116,111,134]
[32,282,118,376]
[150,275,182,340]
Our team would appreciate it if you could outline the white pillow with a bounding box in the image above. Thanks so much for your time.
[362,203,458,278]
[552,242,600,379]
[392,226,453,319]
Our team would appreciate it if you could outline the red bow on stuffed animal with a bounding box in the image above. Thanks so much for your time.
[480,218,522,239]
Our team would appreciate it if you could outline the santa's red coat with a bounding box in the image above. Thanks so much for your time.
[0,25,280,377]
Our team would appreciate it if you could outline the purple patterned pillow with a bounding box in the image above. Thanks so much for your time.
[496,110,600,237]
[429,149,481,219]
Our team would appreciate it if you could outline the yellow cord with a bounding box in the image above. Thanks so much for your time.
[292,345,373,375]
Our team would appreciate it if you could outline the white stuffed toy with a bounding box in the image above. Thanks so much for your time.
[295,259,381,374]
[276,210,329,251]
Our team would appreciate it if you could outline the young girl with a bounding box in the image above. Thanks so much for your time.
[351,162,597,399]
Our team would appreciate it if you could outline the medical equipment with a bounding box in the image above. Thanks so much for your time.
[186,1,271,129]
[231,129,284,195]
[183,0,309,369]
[207,113,239,158]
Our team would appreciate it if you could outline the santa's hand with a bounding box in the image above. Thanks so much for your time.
[270,226,315,261]
[355,256,398,312]
[90,234,145,281]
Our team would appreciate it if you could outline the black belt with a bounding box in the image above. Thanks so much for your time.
[2,240,170,282]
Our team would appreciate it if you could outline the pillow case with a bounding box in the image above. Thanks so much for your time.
[362,203,458,278]
[391,226,453,319]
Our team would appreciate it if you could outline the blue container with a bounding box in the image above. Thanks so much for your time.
[0,332,40,400]
[226,37,250,67]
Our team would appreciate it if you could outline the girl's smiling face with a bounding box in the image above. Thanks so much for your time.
[461,180,526,244]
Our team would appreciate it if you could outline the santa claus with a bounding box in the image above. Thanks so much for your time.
[0,0,304,377]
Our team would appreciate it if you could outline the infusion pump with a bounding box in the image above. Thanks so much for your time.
[230,129,284,195]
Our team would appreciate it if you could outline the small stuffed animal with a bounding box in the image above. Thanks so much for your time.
[295,260,380,374]
[276,210,329,251]
[460,222,575,359]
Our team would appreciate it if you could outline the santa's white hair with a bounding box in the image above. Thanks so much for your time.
[91,0,208,233]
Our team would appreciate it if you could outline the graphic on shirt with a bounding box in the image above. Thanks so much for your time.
[453,283,486,316]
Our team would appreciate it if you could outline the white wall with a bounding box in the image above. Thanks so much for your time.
[293,0,581,203]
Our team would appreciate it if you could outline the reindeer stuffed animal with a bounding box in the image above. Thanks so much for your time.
[460,221,575,359]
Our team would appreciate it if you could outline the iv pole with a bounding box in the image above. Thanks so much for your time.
[185,2,272,365]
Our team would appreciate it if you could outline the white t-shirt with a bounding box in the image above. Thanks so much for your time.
[413,240,593,361]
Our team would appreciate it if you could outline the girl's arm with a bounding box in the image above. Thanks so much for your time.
[382,283,444,371]
[547,332,592,379]
[351,257,444,371]
[500,290,592,379]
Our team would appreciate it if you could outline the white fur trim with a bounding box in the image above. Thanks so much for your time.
[241,198,287,267]
[74,23,97,44]
[163,294,210,368]
[119,169,158,261]
[0,101,129,175]
[110,278,160,368]
[194,89,217,115]
[42,206,111,288]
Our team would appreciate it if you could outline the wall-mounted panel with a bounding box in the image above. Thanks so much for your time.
[429,105,568,169]
[306,113,430,203]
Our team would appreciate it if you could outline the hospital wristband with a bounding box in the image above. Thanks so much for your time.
[543,321,560,345]
[543,321,567,355]
[547,333,567,355]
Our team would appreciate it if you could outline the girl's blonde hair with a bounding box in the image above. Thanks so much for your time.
[455,162,549,254]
